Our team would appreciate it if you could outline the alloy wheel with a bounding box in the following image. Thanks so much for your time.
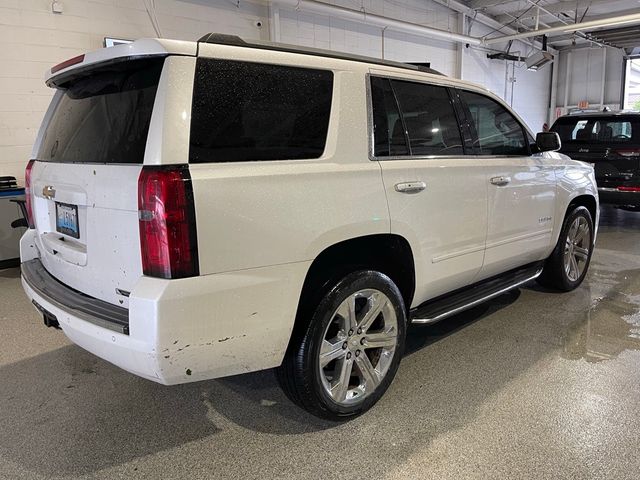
[563,216,591,282]
[318,289,398,406]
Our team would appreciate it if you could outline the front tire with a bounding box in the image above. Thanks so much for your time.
[277,270,406,420]
[537,206,594,291]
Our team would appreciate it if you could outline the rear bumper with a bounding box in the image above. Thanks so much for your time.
[20,232,310,385]
[598,187,640,207]
[22,274,160,382]
[22,259,129,334]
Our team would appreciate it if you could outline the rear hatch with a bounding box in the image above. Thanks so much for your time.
[551,115,640,188]
[29,57,165,307]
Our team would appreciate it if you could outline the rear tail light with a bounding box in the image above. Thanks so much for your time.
[617,186,640,192]
[614,149,640,157]
[138,166,199,279]
[24,160,35,228]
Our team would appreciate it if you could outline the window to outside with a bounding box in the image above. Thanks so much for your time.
[189,59,333,163]
[461,91,528,155]
[371,77,409,157]
[37,57,164,164]
[390,80,464,156]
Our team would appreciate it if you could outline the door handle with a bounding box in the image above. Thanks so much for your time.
[394,181,426,194]
[490,176,511,186]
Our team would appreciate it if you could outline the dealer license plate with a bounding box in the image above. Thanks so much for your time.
[55,202,79,238]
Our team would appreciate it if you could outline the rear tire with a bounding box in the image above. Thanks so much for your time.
[537,206,594,291]
[277,270,406,420]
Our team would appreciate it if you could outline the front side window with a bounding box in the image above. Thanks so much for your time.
[461,91,528,156]
[190,59,333,163]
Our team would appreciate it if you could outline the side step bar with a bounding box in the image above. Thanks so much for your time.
[410,262,544,325]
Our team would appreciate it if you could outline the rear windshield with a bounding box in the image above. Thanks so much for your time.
[551,116,639,144]
[189,59,333,163]
[37,57,164,164]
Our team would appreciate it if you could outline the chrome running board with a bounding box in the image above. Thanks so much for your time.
[410,262,543,325]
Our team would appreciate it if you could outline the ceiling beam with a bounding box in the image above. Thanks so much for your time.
[541,8,640,30]
[483,12,640,45]
[493,0,612,24]
[591,26,640,37]
[595,33,640,42]
[430,0,553,51]
[467,0,514,10]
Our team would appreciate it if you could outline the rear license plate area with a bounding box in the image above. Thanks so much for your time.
[55,202,79,239]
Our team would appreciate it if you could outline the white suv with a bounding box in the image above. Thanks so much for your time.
[20,34,598,420]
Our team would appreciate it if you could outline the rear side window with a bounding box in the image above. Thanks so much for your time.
[552,117,637,144]
[371,77,409,157]
[370,76,463,157]
[460,90,528,156]
[190,59,333,163]
[37,57,164,164]
[391,80,464,156]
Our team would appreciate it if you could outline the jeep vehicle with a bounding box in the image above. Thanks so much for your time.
[20,34,598,420]
[551,112,640,210]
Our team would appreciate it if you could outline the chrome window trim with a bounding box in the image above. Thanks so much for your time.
[365,73,376,161]
[365,73,532,162]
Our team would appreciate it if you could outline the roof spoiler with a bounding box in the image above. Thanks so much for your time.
[45,38,197,86]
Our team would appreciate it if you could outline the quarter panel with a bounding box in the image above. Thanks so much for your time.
[191,161,390,274]
[189,61,390,274]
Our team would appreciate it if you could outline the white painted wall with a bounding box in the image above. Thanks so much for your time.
[276,0,459,75]
[275,1,551,131]
[0,0,554,181]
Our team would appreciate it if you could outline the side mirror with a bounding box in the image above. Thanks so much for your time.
[536,131,561,152]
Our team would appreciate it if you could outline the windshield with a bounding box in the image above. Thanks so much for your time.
[551,116,639,145]
[37,57,164,164]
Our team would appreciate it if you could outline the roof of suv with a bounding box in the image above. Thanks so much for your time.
[45,33,520,120]
[197,33,445,76]
[46,33,447,83]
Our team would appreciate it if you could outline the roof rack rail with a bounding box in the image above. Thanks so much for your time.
[197,33,445,76]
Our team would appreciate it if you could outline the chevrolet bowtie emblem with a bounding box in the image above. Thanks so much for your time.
[42,185,56,199]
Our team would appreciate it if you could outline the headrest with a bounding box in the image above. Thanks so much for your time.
[575,128,591,141]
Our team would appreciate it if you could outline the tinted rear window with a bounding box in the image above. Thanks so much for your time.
[189,59,333,163]
[37,57,164,164]
[551,116,639,144]
[370,77,409,157]
[391,80,463,156]
[370,76,463,157]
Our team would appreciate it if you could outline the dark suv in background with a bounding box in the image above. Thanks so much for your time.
[551,112,640,210]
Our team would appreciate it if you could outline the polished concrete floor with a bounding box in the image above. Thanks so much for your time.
[1,206,640,479]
